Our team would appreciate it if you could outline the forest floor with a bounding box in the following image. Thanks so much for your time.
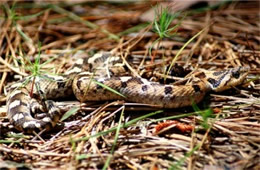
[0,1,259,169]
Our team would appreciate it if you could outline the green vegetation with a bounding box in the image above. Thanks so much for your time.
[150,6,181,61]
[102,107,125,170]
[75,110,163,142]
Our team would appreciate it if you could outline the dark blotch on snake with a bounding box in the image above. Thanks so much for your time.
[142,85,148,92]
[207,78,218,88]
[123,65,129,72]
[192,85,201,92]
[121,81,127,88]
[20,102,28,107]
[57,81,66,89]
[96,83,103,89]
[76,80,81,89]
[164,86,173,95]
[232,71,240,79]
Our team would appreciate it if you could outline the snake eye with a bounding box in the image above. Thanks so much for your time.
[232,71,240,79]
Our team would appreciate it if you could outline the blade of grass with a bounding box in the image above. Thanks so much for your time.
[102,106,125,170]
[76,154,90,160]
[170,144,200,170]
[192,102,213,130]
[93,80,126,98]
[0,140,21,144]
[152,112,197,122]
[15,24,31,42]
[165,27,206,81]
[49,4,120,41]
[75,110,163,142]
[61,107,80,122]
[117,23,150,36]
[16,9,47,21]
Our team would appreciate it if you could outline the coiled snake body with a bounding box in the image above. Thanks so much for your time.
[6,52,249,133]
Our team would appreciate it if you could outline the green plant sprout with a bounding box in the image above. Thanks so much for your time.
[13,43,57,100]
[150,6,182,62]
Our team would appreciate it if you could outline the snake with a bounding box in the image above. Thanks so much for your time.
[5,52,249,133]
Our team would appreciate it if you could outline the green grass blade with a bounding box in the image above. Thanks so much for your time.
[61,107,80,122]
[76,154,89,160]
[0,140,20,144]
[16,9,47,21]
[117,23,149,36]
[165,27,206,80]
[41,56,57,66]
[149,38,160,58]
[15,24,31,42]
[93,80,126,98]
[102,106,125,170]
[76,110,163,142]
[50,4,119,41]
[152,112,196,122]
[170,144,200,170]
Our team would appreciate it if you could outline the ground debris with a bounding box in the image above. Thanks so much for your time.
[0,1,259,169]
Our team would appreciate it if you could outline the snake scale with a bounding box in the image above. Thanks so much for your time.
[5,52,249,133]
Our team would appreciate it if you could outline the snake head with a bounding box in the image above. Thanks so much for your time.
[205,67,249,92]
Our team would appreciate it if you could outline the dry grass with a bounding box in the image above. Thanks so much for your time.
[0,1,259,169]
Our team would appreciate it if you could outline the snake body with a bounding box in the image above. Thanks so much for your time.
[5,52,249,133]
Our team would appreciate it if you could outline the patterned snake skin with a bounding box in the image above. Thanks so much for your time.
[5,52,249,133]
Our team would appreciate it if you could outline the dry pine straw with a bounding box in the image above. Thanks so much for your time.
[0,1,259,169]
